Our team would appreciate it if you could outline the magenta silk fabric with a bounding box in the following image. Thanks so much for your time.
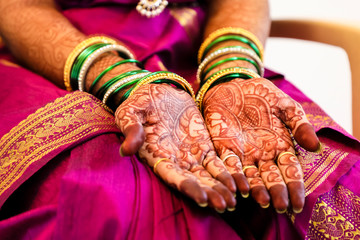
[0,0,360,239]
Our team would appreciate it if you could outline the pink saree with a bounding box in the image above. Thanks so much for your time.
[0,0,359,239]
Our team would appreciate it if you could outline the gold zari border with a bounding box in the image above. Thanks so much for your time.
[306,185,360,239]
[295,142,348,196]
[0,91,118,198]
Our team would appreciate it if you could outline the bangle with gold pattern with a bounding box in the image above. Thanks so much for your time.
[127,71,195,100]
[63,36,118,92]
[196,67,260,111]
[198,27,264,64]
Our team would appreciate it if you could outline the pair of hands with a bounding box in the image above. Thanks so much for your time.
[114,77,319,213]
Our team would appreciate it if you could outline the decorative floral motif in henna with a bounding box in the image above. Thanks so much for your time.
[203,78,304,189]
[116,84,225,190]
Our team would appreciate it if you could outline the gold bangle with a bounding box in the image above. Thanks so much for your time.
[198,27,264,64]
[128,72,195,100]
[63,36,118,92]
[153,158,172,174]
[195,67,260,111]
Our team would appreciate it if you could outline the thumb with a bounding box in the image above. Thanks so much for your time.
[120,123,145,156]
[115,105,145,156]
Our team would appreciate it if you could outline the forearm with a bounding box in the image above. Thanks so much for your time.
[0,0,139,97]
[203,0,270,46]
[0,0,87,85]
[200,0,270,81]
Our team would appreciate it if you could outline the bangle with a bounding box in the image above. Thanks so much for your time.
[202,66,258,86]
[71,43,109,90]
[203,35,261,61]
[77,44,136,91]
[128,71,195,100]
[202,56,261,80]
[96,70,149,99]
[196,67,260,112]
[64,36,118,91]
[197,46,263,84]
[89,59,142,93]
[102,72,150,105]
[198,27,264,63]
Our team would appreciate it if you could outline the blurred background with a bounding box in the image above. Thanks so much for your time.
[266,0,360,135]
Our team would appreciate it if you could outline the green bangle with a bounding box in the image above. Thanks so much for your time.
[202,56,261,79]
[203,35,261,60]
[210,73,253,89]
[119,75,187,105]
[70,43,109,90]
[201,67,255,87]
[110,78,142,109]
[89,59,143,93]
[96,70,149,99]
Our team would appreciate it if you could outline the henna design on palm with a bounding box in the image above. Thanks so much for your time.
[115,84,236,210]
[203,78,319,212]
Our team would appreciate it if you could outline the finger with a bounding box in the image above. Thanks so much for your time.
[258,160,289,212]
[243,164,270,207]
[276,152,305,213]
[115,106,145,156]
[276,98,320,152]
[153,158,208,206]
[191,165,236,211]
[120,123,145,156]
[220,151,250,197]
[202,151,237,193]
[294,123,320,152]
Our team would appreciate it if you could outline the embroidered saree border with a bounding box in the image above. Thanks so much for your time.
[295,143,349,196]
[305,184,360,239]
[0,91,119,200]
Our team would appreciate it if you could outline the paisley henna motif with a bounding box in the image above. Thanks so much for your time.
[203,78,307,208]
[115,84,235,209]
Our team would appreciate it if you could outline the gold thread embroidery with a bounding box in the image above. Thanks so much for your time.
[0,92,118,197]
[296,143,348,196]
[306,185,360,239]
[301,102,342,131]
[170,7,199,42]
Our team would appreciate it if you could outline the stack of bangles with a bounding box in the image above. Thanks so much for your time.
[196,27,264,111]
[63,36,195,111]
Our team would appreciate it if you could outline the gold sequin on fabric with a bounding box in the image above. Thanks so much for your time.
[296,143,348,196]
[306,185,360,239]
[0,91,118,200]
[301,102,343,132]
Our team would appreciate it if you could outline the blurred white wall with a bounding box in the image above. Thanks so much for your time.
[266,0,360,134]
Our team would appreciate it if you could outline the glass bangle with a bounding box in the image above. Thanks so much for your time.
[64,36,118,92]
[89,59,143,93]
[128,71,195,99]
[196,67,260,112]
[201,66,258,87]
[202,56,261,79]
[70,43,109,90]
[103,72,150,105]
[96,70,149,99]
[197,27,264,64]
[196,45,264,84]
[203,35,261,61]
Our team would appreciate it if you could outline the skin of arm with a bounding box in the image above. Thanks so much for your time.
[0,0,140,100]
[201,0,320,213]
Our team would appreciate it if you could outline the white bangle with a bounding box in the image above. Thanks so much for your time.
[102,72,150,104]
[197,46,264,84]
[78,44,135,91]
